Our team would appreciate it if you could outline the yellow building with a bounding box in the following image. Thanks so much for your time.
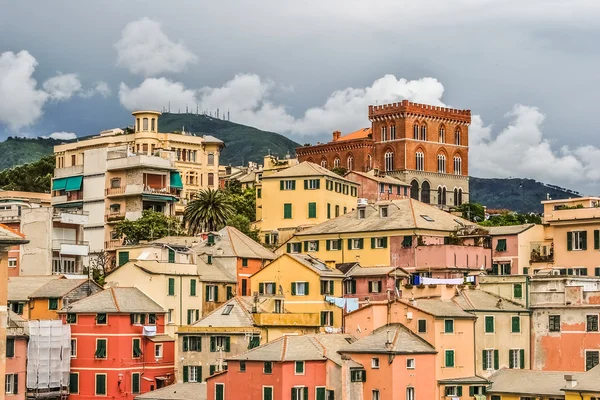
[487,369,591,400]
[249,253,345,328]
[53,111,223,254]
[563,365,600,399]
[255,161,359,245]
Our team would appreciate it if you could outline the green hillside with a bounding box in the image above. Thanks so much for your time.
[0,137,63,170]
[158,113,299,165]
[470,177,581,213]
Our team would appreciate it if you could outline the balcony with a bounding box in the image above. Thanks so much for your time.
[106,185,179,198]
[530,241,554,263]
[53,209,89,225]
[54,165,83,178]
[52,239,89,256]
[105,213,126,223]
[105,239,124,250]
[106,154,174,171]
[52,190,83,206]
[0,209,22,223]
[252,312,321,327]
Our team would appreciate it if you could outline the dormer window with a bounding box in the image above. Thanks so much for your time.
[358,209,366,219]
[207,234,215,245]
[380,206,388,218]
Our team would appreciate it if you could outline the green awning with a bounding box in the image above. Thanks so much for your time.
[170,171,183,189]
[65,176,83,192]
[142,194,176,202]
[52,178,68,191]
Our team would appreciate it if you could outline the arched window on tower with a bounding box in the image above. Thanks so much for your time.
[410,180,420,200]
[334,158,341,168]
[385,151,394,172]
[390,125,396,140]
[347,155,354,171]
[415,152,424,171]
[455,128,461,145]
[381,126,387,141]
[454,188,459,206]
[420,125,427,141]
[413,124,419,140]
[458,188,463,205]
[437,154,447,174]
[421,181,431,204]
[321,159,328,168]
[367,155,372,171]
[454,156,462,175]
[439,126,445,143]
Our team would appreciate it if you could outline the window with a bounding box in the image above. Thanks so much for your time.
[453,156,462,175]
[69,373,79,394]
[349,238,364,250]
[381,126,387,141]
[295,361,305,375]
[207,153,215,165]
[6,337,14,358]
[407,358,415,369]
[188,278,197,296]
[420,125,427,141]
[345,280,357,295]
[320,280,334,295]
[280,180,296,190]
[587,315,599,332]
[206,285,218,302]
[439,126,445,143]
[568,231,588,251]
[371,237,387,249]
[259,282,276,295]
[385,151,394,171]
[371,357,380,369]
[66,313,77,324]
[208,173,215,186]
[292,387,308,400]
[210,336,231,352]
[368,280,382,293]
[5,374,18,395]
[509,349,525,369]
[239,361,246,372]
[327,239,341,251]
[549,315,561,332]
[132,338,142,358]
[96,313,107,325]
[132,373,140,394]
[321,159,327,168]
[222,304,234,316]
[131,313,147,325]
[350,369,366,382]
[95,339,107,359]
[48,298,58,310]
[292,282,309,296]
[8,258,16,268]
[485,316,495,333]
[96,373,107,395]
[367,154,372,170]
[70,339,77,358]
[274,299,283,313]
[284,203,293,219]
[334,158,341,168]
[155,343,163,358]
[495,239,507,252]
[513,283,523,298]
[512,316,521,333]
[264,362,273,374]
[455,128,461,145]
[586,350,599,371]
[417,319,427,333]
[415,152,424,171]
[372,390,380,400]
[168,278,175,296]
[413,124,419,139]
[444,319,454,333]
[445,386,462,397]
[380,206,388,217]
[406,387,415,400]
[321,311,334,326]
[308,202,317,218]
[167,309,174,323]
[183,336,202,352]
[437,154,446,173]
[445,350,455,367]
[347,156,354,170]
[257,188,262,198]
[390,125,396,140]
[358,208,365,219]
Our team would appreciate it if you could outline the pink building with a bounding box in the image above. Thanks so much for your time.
[487,224,544,275]
[338,323,437,400]
[206,334,355,400]
[340,264,407,303]
[345,170,410,202]
[5,311,27,399]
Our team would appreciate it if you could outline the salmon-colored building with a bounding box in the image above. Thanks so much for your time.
[344,170,410,202]
[206,334,356,400]
[340,264,408,304]
[61,287,175,398]
[5,311,28,399]
[338,323,437,400]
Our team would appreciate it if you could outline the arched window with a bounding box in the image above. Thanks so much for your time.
[453,156,462,175]
[413,124,419,140]
[136,118,140,132]
[420,124,427,141]
[334,158,341,168]
[455,128,461,145]
[437,154,446,173]
[208,173,215,186]
[439,126,445,143]
[321,159,328,168]
[390,125,396,140]
[437,186,443,205]
[143,118,149,131]
[415,152,424,171]
[421,181,431,204]
[381,126,388,141]
[442,187,447,205]
[151,118,156,132]
[437,186,447,205]
[385,151,394,172]
[207,153,215,165]
[454,188,459,206]
[367,155,372,171]
[347,155,354,171]
[458,188,463,205]
[410,180,420,200]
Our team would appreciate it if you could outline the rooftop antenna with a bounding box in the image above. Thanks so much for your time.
[216,108,220,119]
[196,104,199,115]
[168,101,171,113]
[227,109,230,121]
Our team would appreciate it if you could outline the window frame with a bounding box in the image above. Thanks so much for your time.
[295,361,305,375]
[70,338,77,358]
[585,349,600,371]
[95,338,108,359]
[444,319,454,333]
[95,373,107,396]
[417,319,427,333]
[587,314,599,332]
[406,358,415,369]
[549,314,561,332]
[263,361,273,374]
[444,349,455,368]
[371,357,380,369]
[484,315,495,333]
[155,343,163,358]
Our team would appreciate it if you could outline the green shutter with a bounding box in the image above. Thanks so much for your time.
[315,241,319,251]
[469,386,474,396]
[183,337,189,352]
[168,249,175,263]
[227,286,233,300]
[216,384,224,400]
[320,311,326,326]
[210,365,216,375]
[485,316,494,333]
[567,232,573,251]
[291,282,296,295]
[512,316,520,333]
[168,278,175,296]
[214,286,219,301]
[190,279,196,296]
[351,280,356,294]
[316,388,326,400]
[358,238,364,249]
[259,283,264,294]
[457,386,462,397]
[305,282,309,295]
[96,374,106,395]
[118,251,130,267]
[291,388,297,400]
[264,387,273,400]
[287,243,291,253]
[284,203,292,219]
[482,350,487,370]
[303,387,308,400]
[292,181,296,190]
[329,311,333,326]
[596,267,600,277]
[304,180,308,190]
[492,264,498,275]
[520,349,525,369]
[210,337,216,352]
[347,239,352,250]
[582,231,588,250]
[326,240,330,251]
[371,237,376,249]
[69,373,78,393]
[446,350,454,367]
[6,338,14,358]
[225,337,231,352]
[514,284,522,298]
[509,350,514,368]
[595,230,600,250]
[308,202,316,218]
[327,203,331,219]
[280,180,284,190]
[494,349,499,369]
[316,179,320,189]
[382,237,388,248]
[329,281,334,296]
[183,366,189,382]
[132,373,140,393]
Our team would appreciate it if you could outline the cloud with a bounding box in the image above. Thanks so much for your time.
[42,73,82,101]
[118,78,198,112]
[45,131,77,140]
[115,17,198,77]
[0,51,49,130]
[80,81,111,98]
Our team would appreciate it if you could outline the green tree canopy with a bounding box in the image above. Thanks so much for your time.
[454,202,486,222]
[0,154,54,192]
[184,188,235,234]
[114,210,185,245]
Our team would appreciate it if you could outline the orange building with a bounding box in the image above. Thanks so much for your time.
[297,101,471,206]
[28,278,102,320]
[62,287,175,398]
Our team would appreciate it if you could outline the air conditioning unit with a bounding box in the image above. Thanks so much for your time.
[406,311,413,320]
[357,198,368,207]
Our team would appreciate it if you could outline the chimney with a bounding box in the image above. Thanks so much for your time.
[385,330,393,348]
[332,130,341,141]
[252,292,259,313]
[564,375,577,388]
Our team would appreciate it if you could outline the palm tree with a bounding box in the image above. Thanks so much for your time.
[184,188,235,234]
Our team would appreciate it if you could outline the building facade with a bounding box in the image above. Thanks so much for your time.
[5,311,28,400]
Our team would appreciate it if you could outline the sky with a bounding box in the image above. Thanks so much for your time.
[1,0,600,193]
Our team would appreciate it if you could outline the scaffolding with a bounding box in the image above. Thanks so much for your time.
[26,320,71,400]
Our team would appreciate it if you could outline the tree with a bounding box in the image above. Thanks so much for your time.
[85,251,114,285]
[114,210,185,245]
[331,167,347,176]
[0,154,54,192]
[480,212,542,226]
[454,203,486,222]
[184,188,235,234]
[226,214,260,242]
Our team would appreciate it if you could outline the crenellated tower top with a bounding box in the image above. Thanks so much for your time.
[368,100,471,124]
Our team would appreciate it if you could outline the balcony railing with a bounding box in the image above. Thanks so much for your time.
[105,213,126,222]
[52,191,83,205]
[530,242,554,263]
[54,165,83,178]
[105,239,124,249]
[106,185,179,197]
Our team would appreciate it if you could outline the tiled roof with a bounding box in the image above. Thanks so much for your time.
[189,297,257,329]
[339,323,436,354]
[197,259,237,283]
[336,262,359,274]
[488,369,581,397]
[151,236,201,248]
[8,276,63,301]
[346,266,408,278]
[438,376,489,384]
[399,298,475,318]
[0,223,28,241]
[202,135,224,144]
[29,279,95,299]
[135,383,206,400]
[337,128,372,142]
[566,364,600,392]
[62,287,164,314]
[287,254,345,278]
[346,170,409,186]
[228,334,356,365]
[296,199,475,236]
[486,224,535,236]
[265,162,356,184]
[131,260,200,276]
[193,226,276,260]
[453,290,527,312]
